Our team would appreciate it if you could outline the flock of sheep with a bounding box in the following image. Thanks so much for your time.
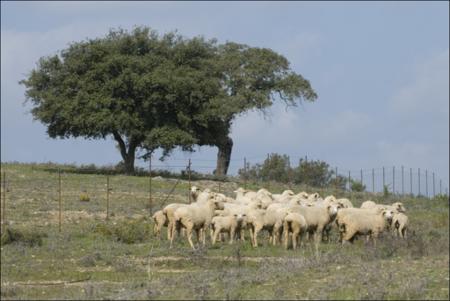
[152,186,409,250]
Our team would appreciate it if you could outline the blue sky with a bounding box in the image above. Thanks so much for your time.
[1,1,449,194]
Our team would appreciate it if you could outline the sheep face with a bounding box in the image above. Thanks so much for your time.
[233,213,247,227]
[382,209,394,223]
[392,202,406,213]
[298,191,309,198]
[327,204,340,217]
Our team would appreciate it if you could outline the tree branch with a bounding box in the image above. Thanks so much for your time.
[112,131,128,159]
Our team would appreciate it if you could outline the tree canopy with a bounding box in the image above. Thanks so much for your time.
[21,26,317,174]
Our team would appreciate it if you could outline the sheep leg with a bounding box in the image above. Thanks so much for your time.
[253,226,262,247]
[167,221,173,240]
[293,231,298,250]
[284,229,289,250]
[229,228,235,244]
[201,227,207,246]
[187,228,195,250]
[240,229,245,242]
[212,229,219,245]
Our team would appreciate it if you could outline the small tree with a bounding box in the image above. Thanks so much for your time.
[292,158,333,187]
[350,180,366,192]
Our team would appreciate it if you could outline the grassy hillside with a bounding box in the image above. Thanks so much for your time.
[1,162,449,300]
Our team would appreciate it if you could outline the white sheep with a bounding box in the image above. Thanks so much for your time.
[336,198,353,208]
[287,204,340,250]
[210,213,248,245]
[361,201,406,213]
[171,196,224,249]
[272,190,295,202]
[283,212,308,250]
[246,208,286,247]
[152,210,168,238]
[392,212,409,239]
[162,203,188,240]
[339,209,394,245]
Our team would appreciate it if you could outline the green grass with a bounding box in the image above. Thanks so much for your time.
[0,162,449,300]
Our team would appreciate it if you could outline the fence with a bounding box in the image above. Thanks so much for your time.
[0,157,448,229]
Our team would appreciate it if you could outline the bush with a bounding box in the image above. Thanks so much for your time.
[79,192,90,202]
[351,180,366,192]
[0,227,47,247]
[93,219,151,244]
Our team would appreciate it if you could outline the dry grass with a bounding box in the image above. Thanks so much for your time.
[0,162,449,300]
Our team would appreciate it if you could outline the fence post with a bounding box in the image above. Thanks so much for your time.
[382,166,385,189]
[243,157,247,189]
[360,169,363,185]
[410,168,413,195]
[188,159,192,203]
[372,168,375,193]
[425,170,428,198]
[1,171,5,226]
[393,166,395,195]
[106,175,110,221]
[440,179,442,195]
[335,167,338,190]
[418,168,421,196]
[149,156,152,215]
[401,166,404,195]
[58,169,62,233]
[348,171,351,191]
[432,172,435,197]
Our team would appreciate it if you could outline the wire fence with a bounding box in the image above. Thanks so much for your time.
[0,157,448,231]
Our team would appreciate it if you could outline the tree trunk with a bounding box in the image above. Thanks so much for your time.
[123,149,136,174]
[112,131,138,174]
[214,137,233,176]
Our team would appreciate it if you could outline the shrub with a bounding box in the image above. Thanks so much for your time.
[93,219,151,244]
[0,227,47,247]
[79,192,90,202]
[351,180,366,192]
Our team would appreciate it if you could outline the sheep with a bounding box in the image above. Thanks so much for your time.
[283,212,308,250]
[339,209,394,245]
[287,203,341,251]
[162,203,188,240]
[152,210,168,238]
[360,200,377,209]
[210,213,248,245]
[190,186,201,202]
[307,192,321,202]
[392,212,409,239]
[272,190,295,202]
[336,198,353,208]
[246,208,287,247]
[361,201,406,213]
[171,196,224,249]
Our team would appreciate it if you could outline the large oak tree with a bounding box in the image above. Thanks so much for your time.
[21,26,317,175]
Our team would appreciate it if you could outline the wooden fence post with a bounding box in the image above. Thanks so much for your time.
[58,169,62,233]
[1,171,5,226]
[106,175,110,220]
[149,156,152,215]
[188,159,192,203]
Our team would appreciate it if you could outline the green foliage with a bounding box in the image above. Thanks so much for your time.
[1,227,47,247]
[329,175,348,190]
[292,158,334,187]
[20,26,317,174]
[432,194,449,202]
[240,154,336,188]
[93,219,152,244]
[383,185,391,198]
[350,180,366,192]
[79,192,90,202]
